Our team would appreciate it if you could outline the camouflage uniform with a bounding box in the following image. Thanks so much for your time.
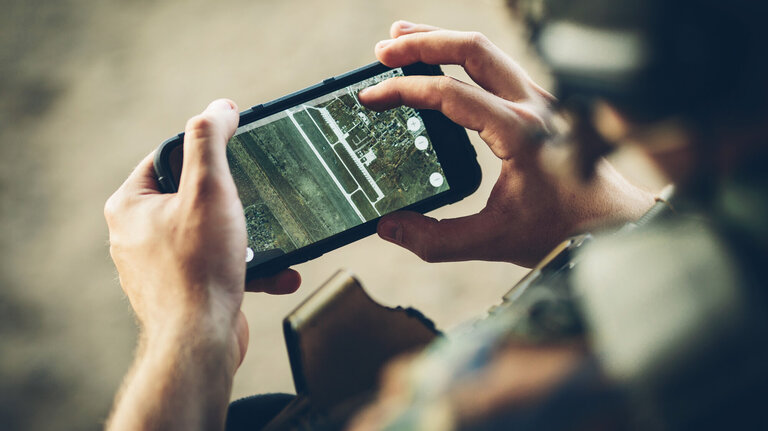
[373,158,768,430]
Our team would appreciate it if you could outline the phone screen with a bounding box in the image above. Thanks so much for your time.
[225,67,450,265]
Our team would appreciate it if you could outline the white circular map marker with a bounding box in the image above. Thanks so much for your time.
[246,247,254,263]
[407,117,421,132]
[429,172,444,188]
[414,136,428,151]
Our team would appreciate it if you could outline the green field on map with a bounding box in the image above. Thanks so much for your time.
[227,68,449,261]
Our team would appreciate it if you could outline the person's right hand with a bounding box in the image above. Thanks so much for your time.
[104,99,300,371]
[359,21,654,267]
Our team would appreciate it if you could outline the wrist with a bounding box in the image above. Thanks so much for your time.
[141,304,241,376]
[135,277,243,339]
[562,159,651,227]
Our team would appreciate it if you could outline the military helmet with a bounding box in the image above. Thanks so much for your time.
[517,0,768,124]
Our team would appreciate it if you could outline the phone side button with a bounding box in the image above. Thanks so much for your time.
[323,77,335,85]
[250,104,264,111]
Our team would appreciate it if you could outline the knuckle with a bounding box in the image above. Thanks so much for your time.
[464,32,493,72]
[468,31,491,52]
[415,234,446,262]
[513,103,547,129]
[482,123,516,159]
[407,217,448,263]
[185,114,217,140]
[435,75,458,94]
[434,76,462,111]
[418,246,444,263]
[103,193,122,222]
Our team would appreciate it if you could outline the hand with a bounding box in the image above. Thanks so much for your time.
[104,99,300,367]
[105,99,301,431]
[359,22,654,267]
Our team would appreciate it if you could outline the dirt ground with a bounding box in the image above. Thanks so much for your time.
[0,1,665,430]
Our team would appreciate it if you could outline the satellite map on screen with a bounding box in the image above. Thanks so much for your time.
[226,68,449,262]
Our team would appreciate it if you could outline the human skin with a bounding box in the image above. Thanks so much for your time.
[104,21,656,431]
[349,20,659,429]
[359,21,655,268]
[352,18,768,429]
[104,99,300,431]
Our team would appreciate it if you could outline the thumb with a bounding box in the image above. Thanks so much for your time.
[376,210,504,263]
[178,99,239,195]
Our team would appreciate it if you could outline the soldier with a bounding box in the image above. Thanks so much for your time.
[350,1,768,428]
[104,0,768,429]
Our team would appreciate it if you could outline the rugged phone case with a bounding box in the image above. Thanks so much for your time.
[154,62,481,279]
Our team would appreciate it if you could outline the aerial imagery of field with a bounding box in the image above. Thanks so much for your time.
[226,68,449,262]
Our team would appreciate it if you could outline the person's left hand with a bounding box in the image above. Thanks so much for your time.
[104,99,301,372]
[359,22,654,268]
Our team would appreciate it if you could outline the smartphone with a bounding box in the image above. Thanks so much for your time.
[154,62,481,279]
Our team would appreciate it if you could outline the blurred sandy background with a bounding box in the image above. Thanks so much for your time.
[0,1,664,430]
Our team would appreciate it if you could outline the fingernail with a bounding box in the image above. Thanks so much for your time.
[397,20,415,30]
[358,87,371,98]
[377,39,394,49]
[207,99,236,111]
[379,220,402,244]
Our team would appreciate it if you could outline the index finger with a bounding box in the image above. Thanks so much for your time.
[375,29,537,101]
[359,75,531,160]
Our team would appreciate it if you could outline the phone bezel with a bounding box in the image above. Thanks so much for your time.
[154,61,481,278]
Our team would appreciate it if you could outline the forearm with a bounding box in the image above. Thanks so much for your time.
[107,319,237,431]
